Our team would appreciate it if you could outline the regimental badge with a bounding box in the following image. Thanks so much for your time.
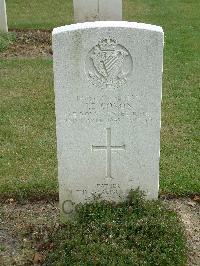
[86,38,133,89]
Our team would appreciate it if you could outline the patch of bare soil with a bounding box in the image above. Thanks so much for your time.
[0,30,52,58]
[0,201,59,265]
[0,198,199,265]
[164,197,200,266]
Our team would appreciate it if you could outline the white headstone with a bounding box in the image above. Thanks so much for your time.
[0,0,8,32]
[73,0,122,22]
[53,21,164,218]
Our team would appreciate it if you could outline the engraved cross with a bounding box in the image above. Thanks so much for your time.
[92,128,125,180]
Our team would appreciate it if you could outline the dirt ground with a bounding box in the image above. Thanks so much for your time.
[0,198,199,266]
[0,201,60,266]
[0,30,52,58]
[164,197,200,266]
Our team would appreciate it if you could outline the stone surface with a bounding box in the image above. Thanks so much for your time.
[0,0,8,32]
[73,0,122,22]
[52,21,164,217]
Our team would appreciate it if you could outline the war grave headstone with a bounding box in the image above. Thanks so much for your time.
[53,21,164,218]
[0,0,8,32]
[73,0,122,22]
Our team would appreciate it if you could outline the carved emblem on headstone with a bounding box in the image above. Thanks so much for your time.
[86,38,133,89]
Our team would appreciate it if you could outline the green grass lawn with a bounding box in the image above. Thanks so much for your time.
[6,0,200,32]
[6,0,73,29]
[0,32,16,52]
[0,59,58,200]
[0,0,199,200]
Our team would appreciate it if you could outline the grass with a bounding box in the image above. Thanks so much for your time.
[0,31,16,52]
[0,244,6,252]
[0,0,199,200]
[0,59,58,201]
[45,191,187,265]
[6,0,73,29]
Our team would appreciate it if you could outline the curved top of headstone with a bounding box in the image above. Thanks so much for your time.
[53,21,163,36]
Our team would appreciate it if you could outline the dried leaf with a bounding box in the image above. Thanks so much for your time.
[193,195,200,203]
[33,252,44,265]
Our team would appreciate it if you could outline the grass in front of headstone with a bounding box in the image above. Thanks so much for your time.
[0,58,58,201]
[6,0,73,29]
[0,31,16,52]
[45,190,187,265]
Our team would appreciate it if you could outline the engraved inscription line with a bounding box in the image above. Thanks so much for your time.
[92,128,125,180]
